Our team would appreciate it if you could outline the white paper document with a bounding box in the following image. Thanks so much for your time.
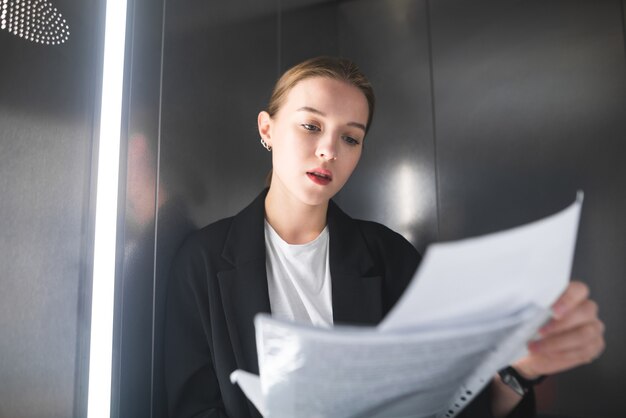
[231,194,583,418]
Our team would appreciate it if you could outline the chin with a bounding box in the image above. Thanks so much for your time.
[298,188,338,207]
[274,176,341,207]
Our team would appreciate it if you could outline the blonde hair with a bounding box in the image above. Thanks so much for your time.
[267,56,375,133]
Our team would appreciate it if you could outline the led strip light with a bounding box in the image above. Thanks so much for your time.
[87,0,127,417]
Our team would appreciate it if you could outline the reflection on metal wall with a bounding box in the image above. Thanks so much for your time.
[116,0,281,416]
[112,0,165,416]
[0,1,102,417]
[334,0,438,252]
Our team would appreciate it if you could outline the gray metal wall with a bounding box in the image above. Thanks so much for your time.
[0,1,103,417]
[427,2,626,415]
[112,0,626,417]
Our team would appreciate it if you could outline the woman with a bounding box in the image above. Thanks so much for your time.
[164,57,605,418]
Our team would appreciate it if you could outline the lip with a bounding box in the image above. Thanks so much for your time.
[306,168,333,186]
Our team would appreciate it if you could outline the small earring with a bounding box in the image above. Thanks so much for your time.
[260,138,272,151]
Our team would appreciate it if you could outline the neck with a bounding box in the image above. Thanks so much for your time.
[264,186,328,245]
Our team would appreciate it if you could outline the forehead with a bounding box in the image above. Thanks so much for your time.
[281,77,369,123]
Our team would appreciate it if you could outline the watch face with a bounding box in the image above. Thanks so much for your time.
[501,372,526,397]
[499,366,547,398]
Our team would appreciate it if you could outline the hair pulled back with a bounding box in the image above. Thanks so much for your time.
[266,56,375,134]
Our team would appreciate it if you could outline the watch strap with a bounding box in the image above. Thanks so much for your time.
[498,366,546,397]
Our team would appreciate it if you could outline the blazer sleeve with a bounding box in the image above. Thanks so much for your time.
[501,389,537,418]
[358,221,421,314]
[164,236,229,418]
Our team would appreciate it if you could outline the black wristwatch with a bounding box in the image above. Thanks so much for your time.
[498,366,546,397]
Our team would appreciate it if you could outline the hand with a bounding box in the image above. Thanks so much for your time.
[513,281,605,379]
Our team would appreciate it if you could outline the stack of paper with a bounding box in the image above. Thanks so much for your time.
[231,194,583,418]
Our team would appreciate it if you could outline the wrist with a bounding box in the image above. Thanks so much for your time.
[511,359,542,380]
[498,366,546,397]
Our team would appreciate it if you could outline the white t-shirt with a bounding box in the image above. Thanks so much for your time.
[264,220,333,327]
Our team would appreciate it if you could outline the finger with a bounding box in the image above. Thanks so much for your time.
[531,320,605,354]
[552,281,589,319]
[556,338,606,365]
[529,337,606,375]
[540,299,599,336]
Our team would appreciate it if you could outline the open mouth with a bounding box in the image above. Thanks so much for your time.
[306,170,332,185]
[307,171,331,180]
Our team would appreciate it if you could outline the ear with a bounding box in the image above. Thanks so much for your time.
[258,111,273,147]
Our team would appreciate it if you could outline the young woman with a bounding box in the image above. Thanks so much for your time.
[164,57,605,418]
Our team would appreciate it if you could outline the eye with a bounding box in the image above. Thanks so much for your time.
[301,123,320,132]
[342,135,361,146]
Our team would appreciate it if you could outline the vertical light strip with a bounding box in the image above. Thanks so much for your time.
[87,0,128,417]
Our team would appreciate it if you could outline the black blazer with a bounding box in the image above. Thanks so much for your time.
[164,190,531,418]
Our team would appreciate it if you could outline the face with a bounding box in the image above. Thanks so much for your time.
[258,76,369,207]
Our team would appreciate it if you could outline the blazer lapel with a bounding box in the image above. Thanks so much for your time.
[328,200,384,326]
[217,192,385,378]
[217,191,271,375]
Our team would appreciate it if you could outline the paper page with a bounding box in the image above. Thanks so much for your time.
[380,193,582,330]
[252,307,545,418]
[230,370,266,417]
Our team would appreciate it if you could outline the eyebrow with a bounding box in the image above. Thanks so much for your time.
[297,106,366,133]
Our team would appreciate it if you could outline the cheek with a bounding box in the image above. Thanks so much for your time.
[336,152,361,183]
[272,142,302,175]
[345,150,362,172]
[285,136,316,161]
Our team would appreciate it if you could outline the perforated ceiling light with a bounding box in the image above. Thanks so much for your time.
[0,0,70,45]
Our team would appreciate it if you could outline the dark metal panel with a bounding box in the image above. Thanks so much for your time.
[280,1,338,71]
[430,0,626,416]
[118,1,286,416]
[335,0,438,252]
[622,0,626,62]
[113,0,166,417]
[0,1,103,417]
[159,1,278,232]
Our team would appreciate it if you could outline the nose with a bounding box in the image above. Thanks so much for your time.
[316,134,337,161]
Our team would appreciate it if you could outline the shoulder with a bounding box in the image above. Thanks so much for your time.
[177,216,233,258]
[355,219,414,248]
[169,216,237,285]
[175,189,267,260]
[329,199,418,257]
[355,218,420,267]
[328,200,421,276]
